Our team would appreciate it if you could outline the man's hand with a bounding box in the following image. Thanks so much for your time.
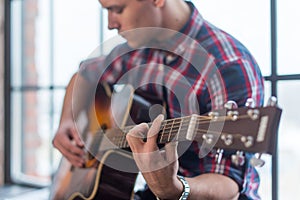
[126,115,183,199]
[52,120,85,167]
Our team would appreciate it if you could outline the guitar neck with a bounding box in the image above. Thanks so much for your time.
[106,106,281,155]
[114,115,196,148]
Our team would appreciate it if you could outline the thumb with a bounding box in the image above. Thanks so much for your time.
[165,141,178,163]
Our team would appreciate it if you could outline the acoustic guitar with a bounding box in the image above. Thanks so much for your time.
[49,82,282,200]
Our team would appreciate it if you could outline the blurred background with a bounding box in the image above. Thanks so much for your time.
[0,0,299,199]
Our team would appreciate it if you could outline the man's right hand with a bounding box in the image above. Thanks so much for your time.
[52,120,86,167]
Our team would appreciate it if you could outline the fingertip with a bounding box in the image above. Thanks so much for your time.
[148,114,164,136]
[77,140,84,147]
[129,123,149,135]
[141,122,150,131]
[156,114,165,122]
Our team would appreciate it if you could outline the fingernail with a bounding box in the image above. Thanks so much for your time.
[157,114,164,121]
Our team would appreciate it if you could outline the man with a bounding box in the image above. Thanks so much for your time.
[53,0,264,199]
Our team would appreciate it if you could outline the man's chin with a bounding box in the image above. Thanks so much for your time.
[120,32,151,48]
[119,34,138,48]
[126,40,143,49]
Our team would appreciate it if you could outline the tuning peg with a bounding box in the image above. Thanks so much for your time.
[227,110,239,121]
[202,133,214,144]
[250,154,265,167]
[267,96,277,107]
[221,134,233,146]
[224,100,238,109]
[231,151,245,166]
[245,98,256,108]
[241,136,254,148]
[208,111,219,120]
[247,109,260,120]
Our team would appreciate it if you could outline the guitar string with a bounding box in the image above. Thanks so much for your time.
[113,114,251,134]
[116,128,243,149]
[155,115,251,136]
[112,114,251,140]
[113,115,253,148]
[130,127,252,148]
[113,115,252,147]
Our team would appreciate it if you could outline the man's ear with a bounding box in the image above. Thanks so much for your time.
[153,0,165,8]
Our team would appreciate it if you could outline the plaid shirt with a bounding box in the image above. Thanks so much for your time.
[80,2,264,199]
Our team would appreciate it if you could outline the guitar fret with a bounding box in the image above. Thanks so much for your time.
[159,117,190,143]
[108,116,195,147]
[122,132,127,148]
[117,134,121,148]
[175,118,182,141]
[167,119,175,142]
[160,120,173,143]
[178,116,193,141]
[119,126,132,148]
[119,134,123,148]
[159,121,166,143]
[170,118,181,142]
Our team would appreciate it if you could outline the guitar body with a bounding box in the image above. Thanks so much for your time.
[51,151,138,200]
[50,83,165,200]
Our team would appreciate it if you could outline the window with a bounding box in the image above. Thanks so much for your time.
[193,0,271,76]
[277,0,300,75]
[10,0,100,186]
[277,81,300,199]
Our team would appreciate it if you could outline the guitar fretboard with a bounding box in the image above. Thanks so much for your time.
[111,115,214,148]
[88,106,281,156]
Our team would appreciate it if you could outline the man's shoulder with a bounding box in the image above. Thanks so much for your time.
[196,21,254,66]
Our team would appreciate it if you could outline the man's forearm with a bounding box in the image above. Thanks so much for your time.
[59,73,78,125]
[186,173,239,200]
[59,72,94,125]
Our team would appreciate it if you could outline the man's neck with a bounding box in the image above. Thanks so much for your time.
[158,0,191,40]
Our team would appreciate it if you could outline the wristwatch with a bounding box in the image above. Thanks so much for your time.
[156,175,190,200]
[177,175,190,200]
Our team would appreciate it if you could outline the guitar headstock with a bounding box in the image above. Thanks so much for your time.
[192,97,282,156]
